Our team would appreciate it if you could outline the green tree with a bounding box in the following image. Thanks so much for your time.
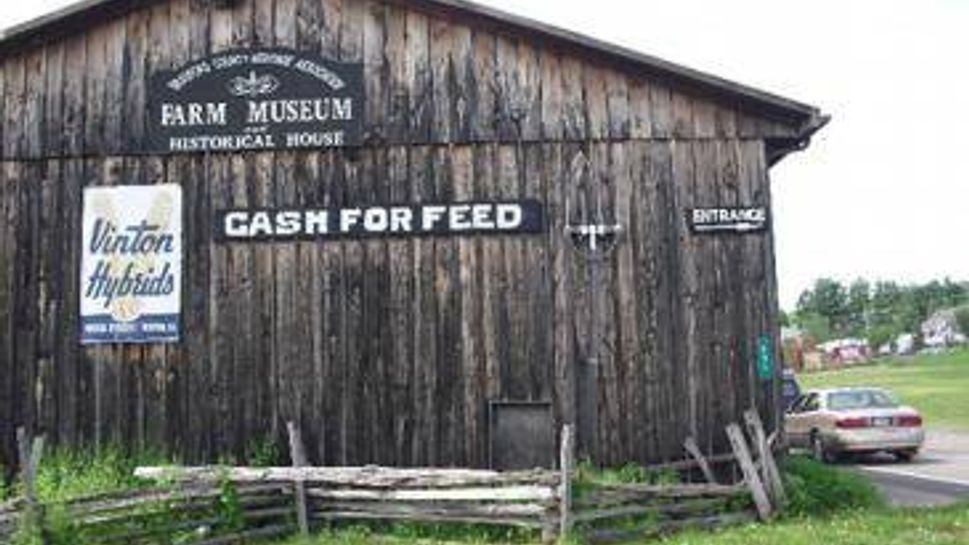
[779,310,791,328]
[956,307,969,337]
[846,278,871,337]
[797,278,848,335]
[870,281,902,329]
[943,278,968,308]
[867,325,897,352]
[795,312,833,344]
[795,277,968,343]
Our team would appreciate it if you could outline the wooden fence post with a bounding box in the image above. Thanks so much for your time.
[743,410,786,507]
[557,425,575,542]
[725,424,771,521]
[16,428,47,544]
[683,437,717,484]
[286,422,310,537]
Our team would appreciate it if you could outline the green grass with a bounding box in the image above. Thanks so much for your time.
[26,446,175,503]
[5,447,955,545]
[261,458,881,545]
[267,506,969,545]
[269,525,533,545]
[798,348,969,430]
[662,503,969,545]
[782,456,884,517]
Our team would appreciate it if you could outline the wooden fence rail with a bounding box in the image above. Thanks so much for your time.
[1,419,782,544]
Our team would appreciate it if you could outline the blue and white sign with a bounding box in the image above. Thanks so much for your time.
[80,185,182,345]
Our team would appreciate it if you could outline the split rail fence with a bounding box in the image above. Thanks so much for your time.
[1,411,784,544]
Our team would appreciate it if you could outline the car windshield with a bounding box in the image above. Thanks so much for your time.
[827,390,899,410]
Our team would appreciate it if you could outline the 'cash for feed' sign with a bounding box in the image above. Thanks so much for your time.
[81,185,182,345]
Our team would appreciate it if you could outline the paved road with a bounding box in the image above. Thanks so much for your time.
[850,430,969,507]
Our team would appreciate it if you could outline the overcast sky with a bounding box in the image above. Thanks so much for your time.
[3,0,967,309]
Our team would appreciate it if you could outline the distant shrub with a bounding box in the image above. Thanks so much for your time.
[4,446,172,505]
[575,459,679,487]
[782,455,884,517]
[30,447,169,503]
[867,324,898,352]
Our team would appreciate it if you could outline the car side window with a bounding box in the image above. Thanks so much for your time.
[789,395,807,413]
[803,394,820,412]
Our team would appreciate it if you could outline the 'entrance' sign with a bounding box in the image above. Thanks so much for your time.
[81,185,183,345]
[216,201,545,242]
[688,207,769,234]
[148,48,364,153]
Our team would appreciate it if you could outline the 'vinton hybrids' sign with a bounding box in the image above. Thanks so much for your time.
[80,185,183,345]
[148,49,364,153]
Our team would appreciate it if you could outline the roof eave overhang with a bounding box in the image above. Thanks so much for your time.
[0,0,147,55]
[766,114,831,167]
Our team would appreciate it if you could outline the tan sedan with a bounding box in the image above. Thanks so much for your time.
[785,387,925,463]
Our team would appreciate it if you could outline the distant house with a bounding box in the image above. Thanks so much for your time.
[922,309,967,347]
[818,338,870,365]
[895,333,916,355]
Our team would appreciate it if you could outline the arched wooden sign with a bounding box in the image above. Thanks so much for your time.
[148,49,364,153]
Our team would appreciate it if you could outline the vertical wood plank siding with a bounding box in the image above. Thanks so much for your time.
[0,0,790,470]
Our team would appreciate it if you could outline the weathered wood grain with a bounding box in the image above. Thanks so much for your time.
[0,0,790,472]
[2,57,25,159]
[692,140,718,454]
[22,49,46,159]
[468,29,496,142]
[725,423,771,521]
[671,139,698,456]
[613,141,640,462]
[584,64,609,141]
[650,83,674,139]
[42,44,64,157]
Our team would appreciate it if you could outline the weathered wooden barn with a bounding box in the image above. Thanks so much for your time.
[0,0,826,474]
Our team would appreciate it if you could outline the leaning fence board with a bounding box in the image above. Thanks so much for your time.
[576,482,746,505]
[726,423,772,521]
[311,510,545,529]
[306,485,556,502]
[585,511,758,544]
[71,496,292,528]
[66,484,289,517]
[311,500,547,518]
[683,437,718,484]
[135,466,560,488]
[575,488,745,509]
[744,409,786,506]
[644,452,737,472]
[573,497,729,524]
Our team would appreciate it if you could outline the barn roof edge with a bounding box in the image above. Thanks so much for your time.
[0,0,826,152]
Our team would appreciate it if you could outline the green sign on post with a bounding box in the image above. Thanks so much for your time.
[756,335,774,381]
